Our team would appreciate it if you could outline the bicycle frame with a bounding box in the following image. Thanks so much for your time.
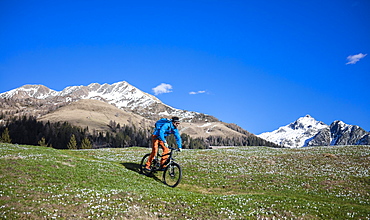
[152,147,178,171]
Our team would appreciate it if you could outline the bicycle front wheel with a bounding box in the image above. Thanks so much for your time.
[163,162,182,187]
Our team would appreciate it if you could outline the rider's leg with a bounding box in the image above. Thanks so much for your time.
[145,135,159,169]
[160,141,169,167]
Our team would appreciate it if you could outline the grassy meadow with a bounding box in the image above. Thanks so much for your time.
[0,143,369,219]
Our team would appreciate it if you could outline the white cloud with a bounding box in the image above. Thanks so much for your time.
[152,83,173,95]
[189,90,206,95]
[346,53,367,65]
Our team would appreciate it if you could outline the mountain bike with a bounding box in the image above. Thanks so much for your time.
[140,146,182,187]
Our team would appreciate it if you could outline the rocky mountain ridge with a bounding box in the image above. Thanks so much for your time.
[258,115,369,147]
[0,81,217,122]
[306,120,370,146]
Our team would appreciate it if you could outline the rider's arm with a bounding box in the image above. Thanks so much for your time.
[174,129,182,149]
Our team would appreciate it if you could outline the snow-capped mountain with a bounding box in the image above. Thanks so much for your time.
[258,115,370,147]
[1,81,161,108]
[258,115,328,148]
[0,81,217,122]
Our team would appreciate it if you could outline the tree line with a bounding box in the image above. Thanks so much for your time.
[0,116,279,149]
[0,116,91,149]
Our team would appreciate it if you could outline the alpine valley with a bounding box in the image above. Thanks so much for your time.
[258,115,370,148]
[0,81,276,148]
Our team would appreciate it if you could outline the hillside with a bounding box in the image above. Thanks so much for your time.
[38,99,153,132]
[1,143,369,219]
[38,99,254,140]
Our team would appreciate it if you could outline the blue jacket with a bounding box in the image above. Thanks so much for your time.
[153,122,182,149]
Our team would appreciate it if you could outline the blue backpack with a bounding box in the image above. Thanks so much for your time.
[155,118,171,130]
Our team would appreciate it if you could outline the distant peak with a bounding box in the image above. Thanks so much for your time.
[331,120,347,127]
[295,114,315,122]
[112,81,129,86]
[21,84,48,89]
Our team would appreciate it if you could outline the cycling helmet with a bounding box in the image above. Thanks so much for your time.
[172,117,180,122]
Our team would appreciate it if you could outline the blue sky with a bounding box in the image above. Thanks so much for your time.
[1,0,369,134]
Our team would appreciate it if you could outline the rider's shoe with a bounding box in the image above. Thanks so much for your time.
[158,165,166,171]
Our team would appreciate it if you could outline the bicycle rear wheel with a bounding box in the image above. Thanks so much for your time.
[140,153,152,175]
[163,162,182,187]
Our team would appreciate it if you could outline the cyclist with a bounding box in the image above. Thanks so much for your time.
[145,117,182,171]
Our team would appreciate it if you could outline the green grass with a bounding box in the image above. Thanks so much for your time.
[0,143,369,219]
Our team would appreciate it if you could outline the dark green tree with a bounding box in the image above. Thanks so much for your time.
[81,137,92,149]
[1,127,11,143]
[38,137,47,147]
[67,134,77,149]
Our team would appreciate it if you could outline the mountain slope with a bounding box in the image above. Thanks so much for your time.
[37,99,153,132]
[38,99,254,139]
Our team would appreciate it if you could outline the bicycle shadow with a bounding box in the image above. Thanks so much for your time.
[121,162,141,173]
[121,163,162,184]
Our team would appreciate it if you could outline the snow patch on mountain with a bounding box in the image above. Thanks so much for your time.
[198,123,213,127]
[258,115,328,148]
